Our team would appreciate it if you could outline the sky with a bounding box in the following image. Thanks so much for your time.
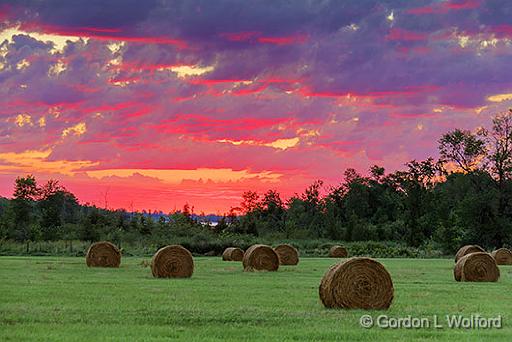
[1,0,512,214]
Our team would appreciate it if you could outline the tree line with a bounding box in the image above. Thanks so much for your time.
[1,110,512,254]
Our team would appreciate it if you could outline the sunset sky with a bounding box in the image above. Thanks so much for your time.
[1,0,512,213]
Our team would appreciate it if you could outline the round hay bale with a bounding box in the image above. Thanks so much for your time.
[454,245,485,262]
[454,252,500,282]
[222,247,244,261]
[85,241,121,268]
[222,247,234,261]
[319,263,340,308]
[274,244,299,265]
[151,245,194,278]
[329,245,348,258]
[491,248,512,265]
[318,257,394,309]
[242,244,279,272]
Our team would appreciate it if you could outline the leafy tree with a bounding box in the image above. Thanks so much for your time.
[13,175,40,201]
[240,191,260,214]
[322,185,346,240]
[485,110,512,245]
[259,190,286,234]
[38,180,79,240]
[280,180,328,239]
[438,128,487,173]
[386,159,439,246]
[11,175,41,241]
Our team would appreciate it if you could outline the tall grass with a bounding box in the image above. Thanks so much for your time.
[0,238,443,258]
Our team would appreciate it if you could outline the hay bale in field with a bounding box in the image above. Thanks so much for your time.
[242,244,279,272]
[454,245,485,262]
[151,245,194,278]
[454,252,500,282]
[319,257,394,309]
[85,241,121,268]
[274,244,299,265]
[222,247,244,261]
[329,245,348,258]
[319,263,340,308]
[491,248,512,265]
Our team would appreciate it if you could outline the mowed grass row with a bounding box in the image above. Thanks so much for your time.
[0,257,511,341]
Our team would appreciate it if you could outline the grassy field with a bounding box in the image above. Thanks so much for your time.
[0,257,511,341]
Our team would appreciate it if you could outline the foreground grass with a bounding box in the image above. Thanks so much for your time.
[0,257,510,341]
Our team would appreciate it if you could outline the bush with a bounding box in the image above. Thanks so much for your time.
[0,238,443,258]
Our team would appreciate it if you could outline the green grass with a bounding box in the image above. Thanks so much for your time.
[0,257,511,341]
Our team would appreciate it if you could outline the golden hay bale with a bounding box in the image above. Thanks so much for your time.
[491,248,512,265]
[319,257,394,309]
[319,263,340,308]
[85,241,121,268]
[242,244,279,272]
[151,245,194,278]
[329,245,348,258]
[454,252,500,282]
[222,247,244,261]
[274,244,299,265]
[454,245,485,262]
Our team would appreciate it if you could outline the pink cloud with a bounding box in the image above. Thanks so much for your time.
[1,1,510,214]
[18,22,188,48]
[489,25,512,38]
[220,31,260,42]
[257,34,308,45]
[386,28,428,41]
[189,79,251,85]
[389,113,437,119]
[219,31,307,45]
[0,4,11,21]
[407,0,481,15]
